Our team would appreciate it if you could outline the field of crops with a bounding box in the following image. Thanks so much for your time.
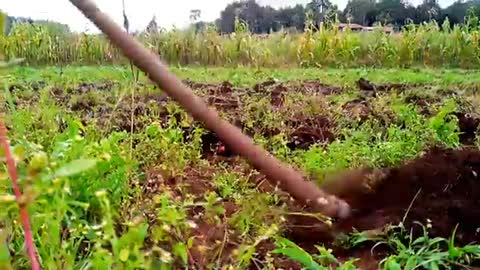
[3,20,480,68]
[2,65,480,269]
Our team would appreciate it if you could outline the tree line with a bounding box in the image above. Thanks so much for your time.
[1,12,71,36]
[3,0,480,37]
[211,0,480,33]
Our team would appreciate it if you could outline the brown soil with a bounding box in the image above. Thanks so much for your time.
[9,80,47,92]
[357,78,429,94]
[264,146,480,269]
[253,79,342,96]
[404,94,438,115]
[254,80,343,107]
[321,146,480,241]
[294,80,343,95]
[139,138,480,269]
[342,98,372,123]
[66,81,117,94]
[17,79,480,268]
[286,114,336,150]
[453,112,480,145]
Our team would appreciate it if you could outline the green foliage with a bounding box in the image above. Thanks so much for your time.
[377,223,480,270]
[428,99,460,147]
[2,66,480,269]
[3,20,480,68]
[0,11,6,37]
[273,237,358,269]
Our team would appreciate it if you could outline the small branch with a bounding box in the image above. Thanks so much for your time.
[0,116,40,270]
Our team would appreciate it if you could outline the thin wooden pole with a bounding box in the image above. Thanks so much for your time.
[68,0,351,219]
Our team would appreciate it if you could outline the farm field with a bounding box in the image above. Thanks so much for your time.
[2,66,480,269]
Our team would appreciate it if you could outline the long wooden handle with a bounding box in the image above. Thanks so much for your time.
[68,0,350,219]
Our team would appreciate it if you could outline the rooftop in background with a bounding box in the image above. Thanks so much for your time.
[338,23,394,33]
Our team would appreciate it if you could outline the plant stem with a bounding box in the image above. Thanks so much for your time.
[0,116,40,270]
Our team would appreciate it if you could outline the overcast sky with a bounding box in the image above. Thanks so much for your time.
[1,0,456,33]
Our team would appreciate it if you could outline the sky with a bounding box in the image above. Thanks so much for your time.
[1,0,456,33]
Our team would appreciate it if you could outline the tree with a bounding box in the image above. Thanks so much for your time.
[307,0,338,26]
[416,0,442,22]
[190,9,201,23]
[214,0,480,34]
[344,0,376,25]
[440,0,476,25]
[35,20,71,37]
[465,5,480,29]
[145,15,159,34]
[275,4,306,31]
[375,0,410,26]
[217,1,243,33]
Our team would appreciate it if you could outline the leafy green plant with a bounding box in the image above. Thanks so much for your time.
[3,65,480,269]
[3,20,480,68]
[273,237,358,270]
[377,222,480,270]
[427,99,460,147]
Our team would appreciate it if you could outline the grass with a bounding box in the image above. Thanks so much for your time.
[8,65,480,86]
[1,66,480,269]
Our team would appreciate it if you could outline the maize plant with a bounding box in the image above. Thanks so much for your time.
[2,20,480,68]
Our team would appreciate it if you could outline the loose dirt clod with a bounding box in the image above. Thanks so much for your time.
[404,94,438,115]
[342,98,372,123]
[453,112,480,145]
[357,78,429,94]
[286,115,335,150]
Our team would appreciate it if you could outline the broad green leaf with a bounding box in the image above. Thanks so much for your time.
[428,261,439,270]
[462,245,480,253]
[448,246,462,260]
[405,256,418,270]
[119,248,129,262]
[383,257,401,270]
[272,247,321,270]
[55,159,98,177]
[238,246,255,267]
[273,240,325,270]
[173,243,188,264]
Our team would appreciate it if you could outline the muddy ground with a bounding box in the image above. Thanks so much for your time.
[10,77,480,269]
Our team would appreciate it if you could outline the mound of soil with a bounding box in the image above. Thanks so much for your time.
[318,146,480,245]
[66,81,116,94]
[253,80,343,106]
[286,115,336,150]
[275,146,480,269]
[296,80,343,95]
[357,78,429,96]
[342,98,372,122]
[404,94,438,115]
[453,112,480,145]
[9,80,47,92]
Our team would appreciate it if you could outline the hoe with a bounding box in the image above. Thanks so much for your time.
[68,0,352,228]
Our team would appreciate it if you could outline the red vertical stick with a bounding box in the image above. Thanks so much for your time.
[0,116,40,270]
